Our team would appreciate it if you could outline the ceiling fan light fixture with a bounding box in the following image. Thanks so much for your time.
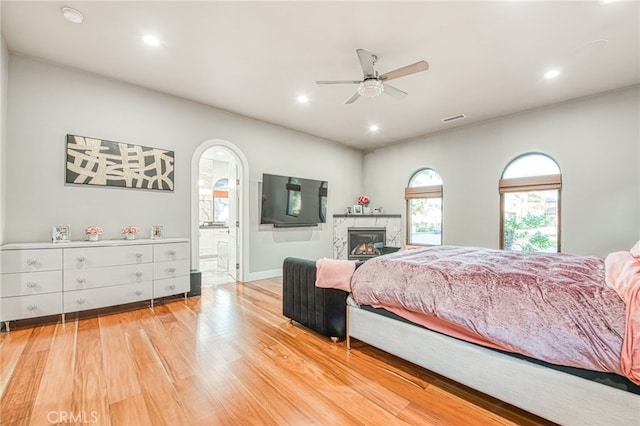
[358,79,384,98]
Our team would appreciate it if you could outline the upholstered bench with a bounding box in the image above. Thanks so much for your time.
[282,257,350,341]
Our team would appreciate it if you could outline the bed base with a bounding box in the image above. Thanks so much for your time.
[347,305,640,426]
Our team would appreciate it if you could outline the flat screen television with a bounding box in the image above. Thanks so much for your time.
[260,173,328,227]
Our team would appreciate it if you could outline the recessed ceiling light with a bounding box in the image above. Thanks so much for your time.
[297,95,309,104]
[544,69,560,79]
[369,124,379,132]
[143,35,161,47]
[62,7,84,24]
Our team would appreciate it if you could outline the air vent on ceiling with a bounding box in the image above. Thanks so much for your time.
[441,114,467,123]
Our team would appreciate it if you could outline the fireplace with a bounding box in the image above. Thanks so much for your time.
[348,227,386,260]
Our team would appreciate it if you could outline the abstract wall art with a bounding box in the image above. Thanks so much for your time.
[66,134,174,191]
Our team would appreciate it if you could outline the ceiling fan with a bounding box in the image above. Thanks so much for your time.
[316,49,429,104]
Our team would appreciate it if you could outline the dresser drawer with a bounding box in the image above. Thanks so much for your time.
[64,245,153,269]
[1,293,63,322]
[153,242,189,262]
[1,271,62,297]
[1,249,62,273]
[64,282,152,313]
[153,259,190,280]
[153,277,189,299]
[64,263,154,291]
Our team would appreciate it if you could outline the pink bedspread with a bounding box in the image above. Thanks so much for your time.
[605,241,640,384]
[350,246,627,377]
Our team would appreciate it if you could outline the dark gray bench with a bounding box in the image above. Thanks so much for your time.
[282,257,349,341]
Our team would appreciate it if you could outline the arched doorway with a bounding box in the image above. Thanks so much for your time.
[191,140,248,283]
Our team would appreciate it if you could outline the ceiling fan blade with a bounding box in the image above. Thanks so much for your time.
[316,80,362,85]
[382,83,408,99]
[356,49,375,77]
[344,90,361,104]
[379,60,429,82]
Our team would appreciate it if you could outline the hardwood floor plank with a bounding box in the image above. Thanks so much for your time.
[0,350,48,425]
[109,393,152,425]
[138,305,195,381]
[232,348,363,425]
[98,312,142,404]
[226,357,318,425]
[126,324,191,425]
[29,321,78,425]
[172,375,227,425]
[0,328,32,398]
[263,324,414,418]
[70,316,111,426]
[21,323,56,354]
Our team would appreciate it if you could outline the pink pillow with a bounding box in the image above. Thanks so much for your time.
[315,258,356,292]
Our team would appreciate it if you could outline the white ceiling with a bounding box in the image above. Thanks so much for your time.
[2,1,639,150]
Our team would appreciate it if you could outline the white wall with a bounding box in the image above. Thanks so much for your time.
[0,36,7,245]
[5,55,361,278]
[363,86,640,257]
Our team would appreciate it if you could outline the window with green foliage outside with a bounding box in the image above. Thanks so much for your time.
[406,168,443,246]
[500,153,561,253]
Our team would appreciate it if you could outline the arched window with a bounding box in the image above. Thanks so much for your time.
[405,168,443,246]
[500,153,561,252]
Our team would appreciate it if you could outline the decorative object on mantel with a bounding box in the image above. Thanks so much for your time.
[122,226,141,240]
[352,204,363,215]
[65,134,175,191]
[373,207,384,214]
[358,195,371,214]
[151,225,163,240]
[52,225,71,243]
[85,225,103,242]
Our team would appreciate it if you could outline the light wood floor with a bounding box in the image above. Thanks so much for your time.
[0,277,553,425]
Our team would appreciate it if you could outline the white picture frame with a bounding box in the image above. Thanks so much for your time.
[151,225,163,239]
[353,205,363,215]
[52,225,70,243]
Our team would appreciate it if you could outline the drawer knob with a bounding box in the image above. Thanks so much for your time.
[168,267,176,273]
[77,256,86,262]
[169,250,176,256]
[77,278,85,283]
[27,304,38,311]
[26,258,37,266]
[26,281,37,288]
[135,290,143,296]
[169,284,176,290]
[135,272,143,277]
[77,298,86,305]
[136,252,143,258]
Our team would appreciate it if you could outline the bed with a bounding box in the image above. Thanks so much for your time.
[333,245,640,425]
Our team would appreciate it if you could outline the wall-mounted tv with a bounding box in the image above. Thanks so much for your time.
[260,173,328,227]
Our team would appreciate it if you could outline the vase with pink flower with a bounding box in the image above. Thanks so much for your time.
[85,225,103,242]
[122,226,140,240]
[358,195,371,214]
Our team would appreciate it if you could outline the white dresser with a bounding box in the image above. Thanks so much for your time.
[0,238,190,330]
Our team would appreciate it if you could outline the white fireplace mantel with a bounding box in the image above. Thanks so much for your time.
[333,214,403,259]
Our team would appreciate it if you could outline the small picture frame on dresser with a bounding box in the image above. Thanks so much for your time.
[151,225,163,240]
[52,225,70,243]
